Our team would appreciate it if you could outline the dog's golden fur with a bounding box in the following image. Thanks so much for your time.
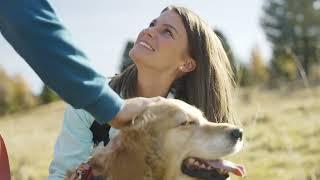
[66,99,243,180]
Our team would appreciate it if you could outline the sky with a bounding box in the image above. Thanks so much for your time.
[0,0,271,94]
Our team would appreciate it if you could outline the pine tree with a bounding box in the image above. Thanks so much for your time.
[119,41,134,73]
[261,0,320,77]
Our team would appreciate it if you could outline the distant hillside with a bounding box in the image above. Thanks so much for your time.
[0,87,319,180]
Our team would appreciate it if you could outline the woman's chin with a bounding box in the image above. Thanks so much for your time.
[130,50,155,63]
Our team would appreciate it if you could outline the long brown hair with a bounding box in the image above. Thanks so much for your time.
[109,5,235,123]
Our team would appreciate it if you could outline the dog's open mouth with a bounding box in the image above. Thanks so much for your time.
[181,157,245,180]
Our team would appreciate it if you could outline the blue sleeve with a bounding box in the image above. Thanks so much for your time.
[48,105,95,179]
[0,0,123,124]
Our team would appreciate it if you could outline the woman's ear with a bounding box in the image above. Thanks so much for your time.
[179,58,196,73]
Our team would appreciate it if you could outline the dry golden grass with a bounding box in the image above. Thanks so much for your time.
[0,101,66,180]
[0,86,319,180]
[230,86,320,180]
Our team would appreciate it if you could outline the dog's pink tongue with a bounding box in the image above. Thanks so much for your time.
[208,159,246,177]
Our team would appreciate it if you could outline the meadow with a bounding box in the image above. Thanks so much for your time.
[1,86,319,180]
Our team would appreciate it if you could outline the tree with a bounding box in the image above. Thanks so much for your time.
[237,63,252,86]
[0,68,14,115]
[39,85,60,104]
[10,75,37,112]
[214,29,237,80]
[0,67,36,115]
[249,46,270,83]
[261,0,320,77]
[119,41,134,73]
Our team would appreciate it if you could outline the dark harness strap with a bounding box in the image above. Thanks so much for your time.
[89,121,111,146]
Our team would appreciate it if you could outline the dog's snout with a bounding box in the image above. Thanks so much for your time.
[230,128,243,141]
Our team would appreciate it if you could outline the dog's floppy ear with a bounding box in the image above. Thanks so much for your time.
[89,136,146,180]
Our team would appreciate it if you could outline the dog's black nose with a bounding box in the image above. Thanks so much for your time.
[231,128,243,140]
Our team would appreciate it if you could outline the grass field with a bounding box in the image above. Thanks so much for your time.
[0,86,319,180]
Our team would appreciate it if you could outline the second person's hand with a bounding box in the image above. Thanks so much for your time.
[109,96,164,129]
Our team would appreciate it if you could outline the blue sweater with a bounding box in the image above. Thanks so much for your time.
[0,0,123,124]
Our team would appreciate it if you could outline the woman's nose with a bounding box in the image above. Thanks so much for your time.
[143,27,156,38]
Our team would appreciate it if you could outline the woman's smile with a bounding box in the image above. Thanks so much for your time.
[138,41,155,51]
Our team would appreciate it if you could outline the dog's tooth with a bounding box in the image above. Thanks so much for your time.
[217,168,224,174]
[217,168,228,175]
[194,161,200,166]
[223,169,228,174]
[200,164,206,169]
[188,158,195,164]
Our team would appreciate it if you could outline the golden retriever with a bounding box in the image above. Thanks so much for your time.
[66,99,245,180]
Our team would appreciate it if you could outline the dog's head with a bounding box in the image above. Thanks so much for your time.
[124,99,245,179]
[87,99,245,180]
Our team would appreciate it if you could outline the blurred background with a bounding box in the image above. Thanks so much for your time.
[0,0,319,179]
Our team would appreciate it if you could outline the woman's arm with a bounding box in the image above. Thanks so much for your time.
[48,105,95,180]
[0,0,123,124]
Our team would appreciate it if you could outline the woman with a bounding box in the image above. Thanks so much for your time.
[48,5,235,179]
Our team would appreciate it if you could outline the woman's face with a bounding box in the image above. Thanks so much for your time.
[129,10,191,74]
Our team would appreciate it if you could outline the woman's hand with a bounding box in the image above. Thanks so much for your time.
[109,96,164,128]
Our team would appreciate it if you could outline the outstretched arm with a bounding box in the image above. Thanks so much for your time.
[0,0,123,124]
[0,0,164,126]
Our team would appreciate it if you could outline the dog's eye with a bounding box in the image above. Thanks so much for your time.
[180,121,196,126]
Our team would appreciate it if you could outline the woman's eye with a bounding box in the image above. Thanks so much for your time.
[149,22,155,27]
[163,29,173,37]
